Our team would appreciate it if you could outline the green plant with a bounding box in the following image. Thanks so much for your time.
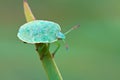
[20,0,63,80]
[18,0,79,80]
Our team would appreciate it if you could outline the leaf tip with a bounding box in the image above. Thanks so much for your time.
[23,0,35,22]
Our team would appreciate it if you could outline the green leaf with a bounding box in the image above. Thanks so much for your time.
[23,0,35,22]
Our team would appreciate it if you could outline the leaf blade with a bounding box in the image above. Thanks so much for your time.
[23,0,35,22]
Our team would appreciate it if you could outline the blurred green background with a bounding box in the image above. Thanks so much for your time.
[0,0,120,80]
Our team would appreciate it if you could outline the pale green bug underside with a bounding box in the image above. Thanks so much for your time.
[17,20,64,44]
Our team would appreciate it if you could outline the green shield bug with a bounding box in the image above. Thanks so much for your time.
[17,20,79,56]
[17,20,65,44]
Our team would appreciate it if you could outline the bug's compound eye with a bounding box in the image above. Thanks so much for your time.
[56,32,65,40]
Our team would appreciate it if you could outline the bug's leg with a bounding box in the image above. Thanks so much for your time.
[36,44,46,60]
[36,44,45,52]
[52,42,60,57]
[40,43,50,60]
[44,43,50,55]
[47,43,50,49]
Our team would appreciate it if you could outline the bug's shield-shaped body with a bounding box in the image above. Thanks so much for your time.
[17,20,65,44]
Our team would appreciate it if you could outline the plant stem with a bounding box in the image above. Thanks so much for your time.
[36,43,63,80]
[23,0,63,79]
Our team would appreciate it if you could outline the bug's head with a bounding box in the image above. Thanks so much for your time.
[56,32,65,40]
[56,25,80,50]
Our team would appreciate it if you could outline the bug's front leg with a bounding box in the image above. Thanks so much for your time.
[52,42,60,57]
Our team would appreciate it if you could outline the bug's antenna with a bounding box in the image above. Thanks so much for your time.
[64,24,80,35]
